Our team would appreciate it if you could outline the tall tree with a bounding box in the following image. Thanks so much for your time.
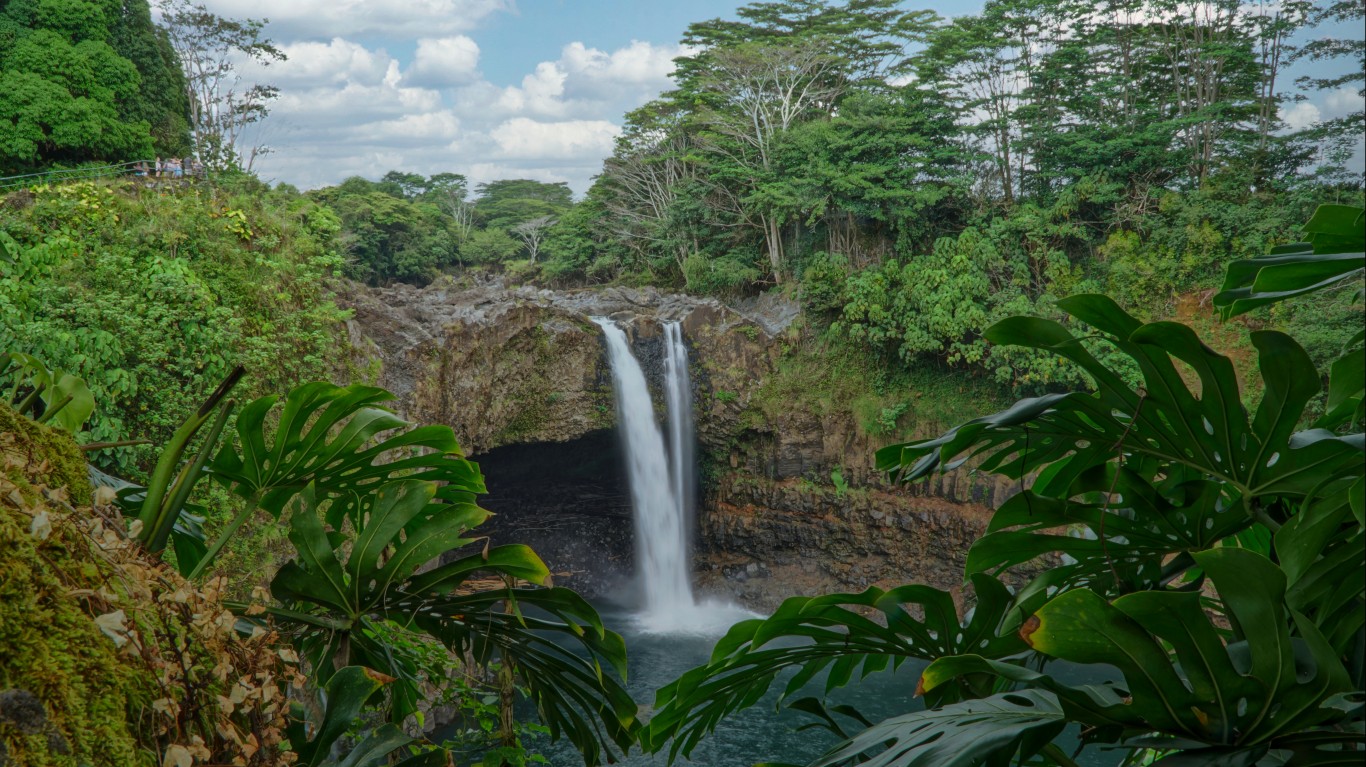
[473,179,574,231]
[156,0,284,170]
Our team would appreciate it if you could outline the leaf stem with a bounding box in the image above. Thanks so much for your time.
[189,497,260,580]
[1041,743,1082,767]
[35,393,73,424]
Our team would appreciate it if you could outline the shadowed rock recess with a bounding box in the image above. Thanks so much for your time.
[342,280,1017,610]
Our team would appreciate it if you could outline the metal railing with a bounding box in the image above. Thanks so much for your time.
[0,161,205,191]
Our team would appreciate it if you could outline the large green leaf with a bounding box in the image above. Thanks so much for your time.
[966,466,1248,595]
[262,481,638,766]
[641,574,1033,761]
[0,352,95,434]
[1214,205,1365,318]
[287,666,405,767]
[923,550,1354,758]
[807,690,1067,767]
[1276,493,1366,654]
[878,297,1362,525]
[207,382,484,518]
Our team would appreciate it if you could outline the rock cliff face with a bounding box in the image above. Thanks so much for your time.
[341,279,1011,610]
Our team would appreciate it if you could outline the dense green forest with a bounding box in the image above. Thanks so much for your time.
[0,0,191,169]
[0,0,1363,766]
[289,0,1364,391]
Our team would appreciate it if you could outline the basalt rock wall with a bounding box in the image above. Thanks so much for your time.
[341,279,1012,609]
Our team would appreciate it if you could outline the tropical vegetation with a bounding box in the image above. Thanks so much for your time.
[1,0,1363,765]
[639,205,1365,766]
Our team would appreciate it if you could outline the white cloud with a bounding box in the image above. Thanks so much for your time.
[560,40,684,91]
[495,62,569,116]
[199,0,509,39]
[1323,87,1364,120]
[230,33,686,192]
[256,38,392,88]
[1282,102,1322,131]
[493,117,622,159]
[406,36,482,87]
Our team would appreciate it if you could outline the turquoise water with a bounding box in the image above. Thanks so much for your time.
[527,604,1124,767]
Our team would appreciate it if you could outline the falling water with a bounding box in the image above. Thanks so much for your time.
[663,321,695,561]
[594,318,695,628]
[594,317,753,634]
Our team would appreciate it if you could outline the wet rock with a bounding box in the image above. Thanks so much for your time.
[342,280,1016,613]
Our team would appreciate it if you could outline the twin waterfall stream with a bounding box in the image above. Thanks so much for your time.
[593,317,748,635]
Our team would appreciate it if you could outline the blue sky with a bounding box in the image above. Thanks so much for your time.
[205,0,1362,193]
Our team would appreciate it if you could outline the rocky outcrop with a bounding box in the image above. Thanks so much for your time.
[341,279,1011,609]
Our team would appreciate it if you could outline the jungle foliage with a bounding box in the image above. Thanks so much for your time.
[641,205,1365,766]
[508,0,1364,392]
[0,0,191,171]
[0,179,347,476]
[2,356,640,765]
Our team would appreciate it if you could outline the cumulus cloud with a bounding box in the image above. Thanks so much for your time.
[199,0,509,39]
[1282,102,1322,132]
[406,36,482,87]
[493,117,621,158]
[220,20,686,192]
[495,62,570,117]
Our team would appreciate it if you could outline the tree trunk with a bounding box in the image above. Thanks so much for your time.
[765,215,784,283]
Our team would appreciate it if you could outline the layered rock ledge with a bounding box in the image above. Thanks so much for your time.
[341,280,1013,610]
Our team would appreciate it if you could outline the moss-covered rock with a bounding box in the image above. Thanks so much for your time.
[0,404,91,507]
[0,406,146,765]
[0,404,298,766]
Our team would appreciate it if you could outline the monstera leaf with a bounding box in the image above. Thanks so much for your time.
[878,296,1363,528]
[641,574,1036,761]
[966,466,1250,596]
[1214,204,1364,319]
[919,550,1359,763]
[207,382,483,515]
[1214,204,1365,430]
[188,382,484,577]
[255,481,638,767]
[0,352,95,433]
[807,690,1067,767]
[286,665,451,767]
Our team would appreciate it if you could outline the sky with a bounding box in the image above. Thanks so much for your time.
[200,0,1363,195]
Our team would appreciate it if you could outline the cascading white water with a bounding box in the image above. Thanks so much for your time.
[594,317,754,634]
[663,321,695,561]
[594,318,696,626]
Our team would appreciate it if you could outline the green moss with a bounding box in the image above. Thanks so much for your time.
[1,407,148,766]
[754,334,1010,439]
[0,404,91,507]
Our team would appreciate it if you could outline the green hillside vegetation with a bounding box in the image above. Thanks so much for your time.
[0,0,190,172]
[0,177,346,475]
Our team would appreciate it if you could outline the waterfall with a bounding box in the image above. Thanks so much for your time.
[594,318,696,625]
[594,317,753,634]
[663,322,695,560]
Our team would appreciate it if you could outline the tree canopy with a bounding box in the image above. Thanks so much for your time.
[0,0,189,172]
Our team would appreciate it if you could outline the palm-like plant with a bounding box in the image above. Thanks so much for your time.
[641,206,1365,765]
[109,380,639,764]
[247,479,639,764]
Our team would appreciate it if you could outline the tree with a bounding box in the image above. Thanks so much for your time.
[461,227,521,264]
[641,205,1366,766]
[473,179,574,231]
[156,0,284,170]
[595,101,699,276]
[1291,1,1365,184]
[512,215,555,262]
[0,0,179,171]
[685,38,846,282]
